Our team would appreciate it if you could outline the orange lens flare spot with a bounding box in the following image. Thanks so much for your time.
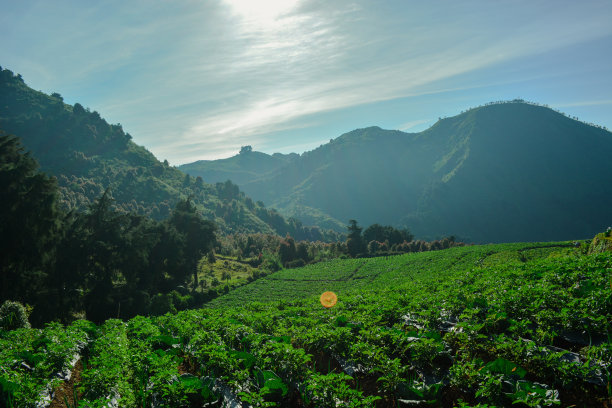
[320,291,337,308]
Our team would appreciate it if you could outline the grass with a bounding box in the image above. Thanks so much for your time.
[195,255,258,290]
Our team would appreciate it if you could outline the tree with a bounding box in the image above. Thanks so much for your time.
[73,103,86,115]
[278,235,297,266]
[0,134,61,305]
[216,180,240,201]
[363,224,413,246]
[168,198,217,291]
[240,145,253,154]
[80,189,129,322]
[346,220,366,257]
[296,242,310,263]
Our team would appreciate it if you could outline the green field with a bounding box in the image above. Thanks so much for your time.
[196,255,258,290]
[206,242,580,307]
[1,241,610,407]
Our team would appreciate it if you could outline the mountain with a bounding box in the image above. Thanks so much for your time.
[182,101,612,242]
[0,67,335,241]
[179,145,298,186]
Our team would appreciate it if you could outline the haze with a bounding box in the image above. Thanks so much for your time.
[1,0,611,164]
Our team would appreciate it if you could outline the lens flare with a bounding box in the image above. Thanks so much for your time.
[320,291,337,308]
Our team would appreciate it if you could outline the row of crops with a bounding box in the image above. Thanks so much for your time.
[1,243,611,407]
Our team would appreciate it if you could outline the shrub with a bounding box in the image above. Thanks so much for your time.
[286,259,306,268]
[0,300,31,330]
[169,290,189,311]
[149,294,177,315]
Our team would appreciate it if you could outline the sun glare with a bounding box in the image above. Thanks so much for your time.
[224,0,299,22]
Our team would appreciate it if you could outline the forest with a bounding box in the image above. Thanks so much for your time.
[1,133,462,326]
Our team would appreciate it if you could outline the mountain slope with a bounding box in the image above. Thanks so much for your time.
[0,67,334,240]
[178,146,298,186]
[408,102,612,242]
[183,101,612,242]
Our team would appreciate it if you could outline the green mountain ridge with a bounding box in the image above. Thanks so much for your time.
[179,146,298,186]
[182,101,612,243]
[0,67,334,241]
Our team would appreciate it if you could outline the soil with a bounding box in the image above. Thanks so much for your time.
[48,359,83,408]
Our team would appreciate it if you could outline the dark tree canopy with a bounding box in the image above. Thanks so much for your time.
[278,235,297,266]
[363,223,413,246]
[0,136,223,323]
[0,134,60,303]
[346,219,366,257]
[169,198,217,290]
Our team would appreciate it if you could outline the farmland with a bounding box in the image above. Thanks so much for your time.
[1,241,611,407]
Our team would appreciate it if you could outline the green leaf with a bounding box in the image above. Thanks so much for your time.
[268,335,291,344]
[230,350,256,370]
[256,369,288,398]
[17,350,45,367]
[152,334,180,347]
[179,374,218,400]
[484,358,526,378]
[335,316,349,327]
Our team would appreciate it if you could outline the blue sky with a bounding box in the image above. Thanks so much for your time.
[1,0,611,164]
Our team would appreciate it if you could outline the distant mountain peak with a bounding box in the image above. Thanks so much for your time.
[181,100,612,242]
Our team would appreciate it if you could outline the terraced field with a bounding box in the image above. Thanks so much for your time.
[206,243,578,307]
[1,241,610,407]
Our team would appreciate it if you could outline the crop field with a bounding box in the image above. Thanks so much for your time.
[206,243,580,308]
[1,242,610,407]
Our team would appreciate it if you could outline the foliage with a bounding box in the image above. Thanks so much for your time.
[0,67,335,239]
[0,136,219,323]
[2,242,611,406]
[346,219,366,257]
[363,223,413,246]
[0,300,31,331]
[0,134,60,306]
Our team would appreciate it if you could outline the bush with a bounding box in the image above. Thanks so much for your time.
[286,259,306,268]
[149,294,177,315]
[0,300,31,330]
[169,290,190,311]
[261,252,282,272]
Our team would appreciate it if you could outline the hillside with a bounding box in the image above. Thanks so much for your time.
[0,67,333,240]
[182,101,612,242]
[2,241,610,407]
[178,145,298,186]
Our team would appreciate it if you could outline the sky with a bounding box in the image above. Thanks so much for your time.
[1,0,611,164]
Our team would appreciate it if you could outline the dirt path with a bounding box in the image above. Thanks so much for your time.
[48,359,83,408]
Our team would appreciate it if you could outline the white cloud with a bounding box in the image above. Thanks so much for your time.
[398,119,431,132]
[157,1,612,162]
[2,0,611,163]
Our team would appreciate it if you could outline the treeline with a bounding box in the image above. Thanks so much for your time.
[459,99,609,131]
[1,134,219,325]
[346,219,463,258]
[218,220,463,270]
